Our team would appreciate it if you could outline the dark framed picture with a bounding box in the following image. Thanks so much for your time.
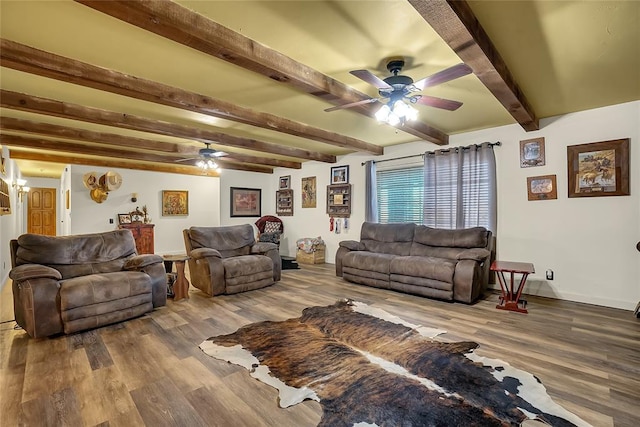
[527,175,557,201]
[279,175,291,189]
[331,165,349,184]
[520,137,545,168]
[162,190,189,216]
[567,138,630,198]
[230,187,261,217]
[118,213,132,224]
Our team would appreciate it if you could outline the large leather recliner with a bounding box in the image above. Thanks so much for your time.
[183,224,281,296]
[9,229,167,338]
[336,222,493,303]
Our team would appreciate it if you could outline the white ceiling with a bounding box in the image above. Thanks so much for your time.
[0,0,638,177]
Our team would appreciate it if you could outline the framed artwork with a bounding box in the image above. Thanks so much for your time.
[527,175,557,201]
[279,175,291,189]
[520,137,545,168]
[162,190,189,216]
[331,165,349,184]
[301,176,317,208]
[230,187,261,217]
[118,213,132,224]
[567,138,630,198]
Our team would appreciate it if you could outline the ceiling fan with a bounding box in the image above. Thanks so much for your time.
[325,58,472,124]
[176,142,226,170]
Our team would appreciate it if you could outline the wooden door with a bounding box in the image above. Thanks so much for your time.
[28,187,57,236]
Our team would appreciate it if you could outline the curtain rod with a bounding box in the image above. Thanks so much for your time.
[361,141,501,165]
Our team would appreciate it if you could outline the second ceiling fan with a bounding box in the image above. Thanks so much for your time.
[326,58,472,124]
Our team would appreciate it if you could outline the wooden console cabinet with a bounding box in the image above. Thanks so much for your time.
[120,223,155,254]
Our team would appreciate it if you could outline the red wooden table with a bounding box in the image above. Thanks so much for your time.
[490,260,535,313]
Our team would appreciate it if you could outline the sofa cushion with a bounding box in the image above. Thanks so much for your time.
[342,251,396,274]
[390,256,456,284]
[413,226,489,248]
[360,222,415,256]
[15,230,137,279]
[60,271,152,310]
[188,225,254,257]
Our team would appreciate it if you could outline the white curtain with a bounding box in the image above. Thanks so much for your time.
[423,142,497,232]
[364,160,378,223]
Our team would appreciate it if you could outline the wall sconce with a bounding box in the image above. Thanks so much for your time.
[131,193,138,203]
[13,179,30,202]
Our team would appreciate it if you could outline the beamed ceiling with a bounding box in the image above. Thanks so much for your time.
[0,0,638,177]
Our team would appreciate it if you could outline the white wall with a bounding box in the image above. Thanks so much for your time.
[0,148,23,286]
[275,101,640,310]
[69,165,221,255]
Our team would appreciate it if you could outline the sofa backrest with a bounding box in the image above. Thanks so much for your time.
[360,222,415,256]
[185,224,255,258]
[410,226,491,258]
[13,229,137,280]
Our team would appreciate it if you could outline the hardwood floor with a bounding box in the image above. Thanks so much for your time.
[1,263,638,426]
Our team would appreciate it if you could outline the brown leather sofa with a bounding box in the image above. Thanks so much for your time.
[183,224,281,296]
[9,229,167,338]
[336,222,493,303]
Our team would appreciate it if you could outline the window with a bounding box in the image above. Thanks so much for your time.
[376,166,424,224]
[375,144,496,231]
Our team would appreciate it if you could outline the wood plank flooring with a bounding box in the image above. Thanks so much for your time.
[1,263,639,426]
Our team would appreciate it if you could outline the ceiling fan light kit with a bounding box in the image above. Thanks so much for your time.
[328,58,472,126]
[196,158,220,171]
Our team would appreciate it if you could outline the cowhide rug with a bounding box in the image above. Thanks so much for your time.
[200,299,591,427]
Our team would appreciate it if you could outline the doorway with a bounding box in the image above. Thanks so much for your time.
[27,187,57,236]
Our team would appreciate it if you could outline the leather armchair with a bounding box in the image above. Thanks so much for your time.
[9,229,166,338]
[183,224,281,296]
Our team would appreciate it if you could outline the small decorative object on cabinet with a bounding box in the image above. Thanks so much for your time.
[326,183,351,217]
[276,189,294,216]
[120,223,155,254]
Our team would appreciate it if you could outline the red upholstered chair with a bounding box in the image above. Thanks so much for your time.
[255,215,283,249]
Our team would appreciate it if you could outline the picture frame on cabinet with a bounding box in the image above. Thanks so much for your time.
[118,213,132,224]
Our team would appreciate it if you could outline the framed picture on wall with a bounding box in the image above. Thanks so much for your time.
[520,137,545,168]
[301,176,317,208]
[230,187,262,217]
[526,174,557,201]
[162,190,189,216]
[279,175,291,189]
[567,138,629,198]
[330,165,349,184]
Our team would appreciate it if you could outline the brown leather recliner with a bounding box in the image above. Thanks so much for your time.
[183,224,281,296]
[9,229,167,338]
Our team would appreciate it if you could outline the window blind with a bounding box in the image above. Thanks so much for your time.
[376,166,424,224]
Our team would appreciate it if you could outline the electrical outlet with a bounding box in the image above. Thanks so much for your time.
[546,269,554,280]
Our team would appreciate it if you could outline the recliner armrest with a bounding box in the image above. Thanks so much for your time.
[456,248,490,262]
[339,240,364,251]
[124,254,163,270]
[9,264,62,282]
[251,242,278,254]
[191,247,222,259]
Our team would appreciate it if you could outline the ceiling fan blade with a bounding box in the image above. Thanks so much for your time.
[415,95,463,111]
[413,63,472,90]
[175,158,195,163]
[324,98,380,112]
[350,70,392,90]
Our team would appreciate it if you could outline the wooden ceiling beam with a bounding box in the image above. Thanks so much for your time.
[0,117,302,169]
[1,134,274,174]
[0,90,334,163]
[75,0,449,145]
[8,149,225,177]
[408,0,539,131]
[0,39,382,155]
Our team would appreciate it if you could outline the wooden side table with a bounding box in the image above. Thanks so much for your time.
[490,260,535,314]
[163,255,191,301]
